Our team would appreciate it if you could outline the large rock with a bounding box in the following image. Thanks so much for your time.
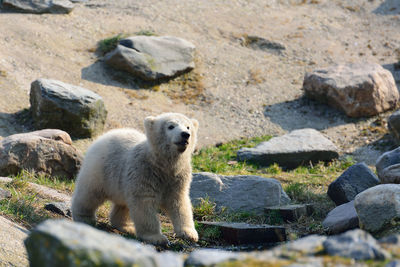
[237,128,339,169]
[104,36,195,81]
[0,129,83,179]
[323,229,389,260]
[1,0,74,14]
[190,172,290,215]
[30,79,107,138]
[354,184,400,233]
[0,216,28,266]
[327,162,380,206]
[24,219,184,267]
[322,200,359,234]
[303,63,399,117]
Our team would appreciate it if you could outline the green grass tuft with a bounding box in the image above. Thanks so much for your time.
[97,33,127,55]
[193,196,216,221]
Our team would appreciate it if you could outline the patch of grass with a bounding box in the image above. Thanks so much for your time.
[11,170,75,193]
[192,135,273,174]
[97,33,127,56]
[163,55,208,105]
[195,221,222,240]
[0,182,55,228]
[193,196,216,221]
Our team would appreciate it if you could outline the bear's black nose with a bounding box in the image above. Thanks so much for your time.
[181,132,190,140]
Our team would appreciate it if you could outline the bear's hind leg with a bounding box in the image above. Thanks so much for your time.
[110,204,135,234]
[72,188,105,225]
[129,198,168,245]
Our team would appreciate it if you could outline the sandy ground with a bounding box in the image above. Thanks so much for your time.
[0,0,399,165]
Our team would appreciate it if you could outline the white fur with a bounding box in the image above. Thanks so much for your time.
[72,113,199,245]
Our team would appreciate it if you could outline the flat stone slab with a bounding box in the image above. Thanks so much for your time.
[303,63,399,117]
[200,222,286,245]
[322,200,359,234]
[0,177,71,202]
[265,204,313,222]
[237,128,339,169]
[104,36,195,81]
[0,216,29,266]
[191,172,290,215]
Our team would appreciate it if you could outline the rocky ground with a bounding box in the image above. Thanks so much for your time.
[1,1,400,265]
[0,0,399,165]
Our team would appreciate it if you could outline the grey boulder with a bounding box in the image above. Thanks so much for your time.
[354,184,400,233]
[24,219,184,267]
[323,229,389,260]
[0,129,83,179]
[327,162,380,206]
[237,128,339,169]
[322,200,359,234]
[1,0,74,14]
[104,36,195,81]
[303,63,399,117]
[190,172,290,215]
[30,79,107,138]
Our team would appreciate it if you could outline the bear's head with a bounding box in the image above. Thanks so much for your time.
[144,113,199,157]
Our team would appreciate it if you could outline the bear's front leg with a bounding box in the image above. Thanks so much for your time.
[129,197,169,245]
[165,194,198,242]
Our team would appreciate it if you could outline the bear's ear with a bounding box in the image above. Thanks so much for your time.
[144,116,156,134]
[191,119,199,131]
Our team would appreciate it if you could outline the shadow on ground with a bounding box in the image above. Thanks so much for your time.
[351,134,397,165]
[264,96,360,132]
[81,60,175,91]
[373,0,400,15]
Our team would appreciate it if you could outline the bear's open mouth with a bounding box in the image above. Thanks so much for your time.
[175,140,189,152]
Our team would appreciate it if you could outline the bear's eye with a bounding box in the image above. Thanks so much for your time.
[168,125,175,130]
[187,126,190,130]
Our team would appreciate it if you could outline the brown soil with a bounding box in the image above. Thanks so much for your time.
[0,0,399,165]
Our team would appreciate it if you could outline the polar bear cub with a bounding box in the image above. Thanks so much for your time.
[72,113,199,245]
